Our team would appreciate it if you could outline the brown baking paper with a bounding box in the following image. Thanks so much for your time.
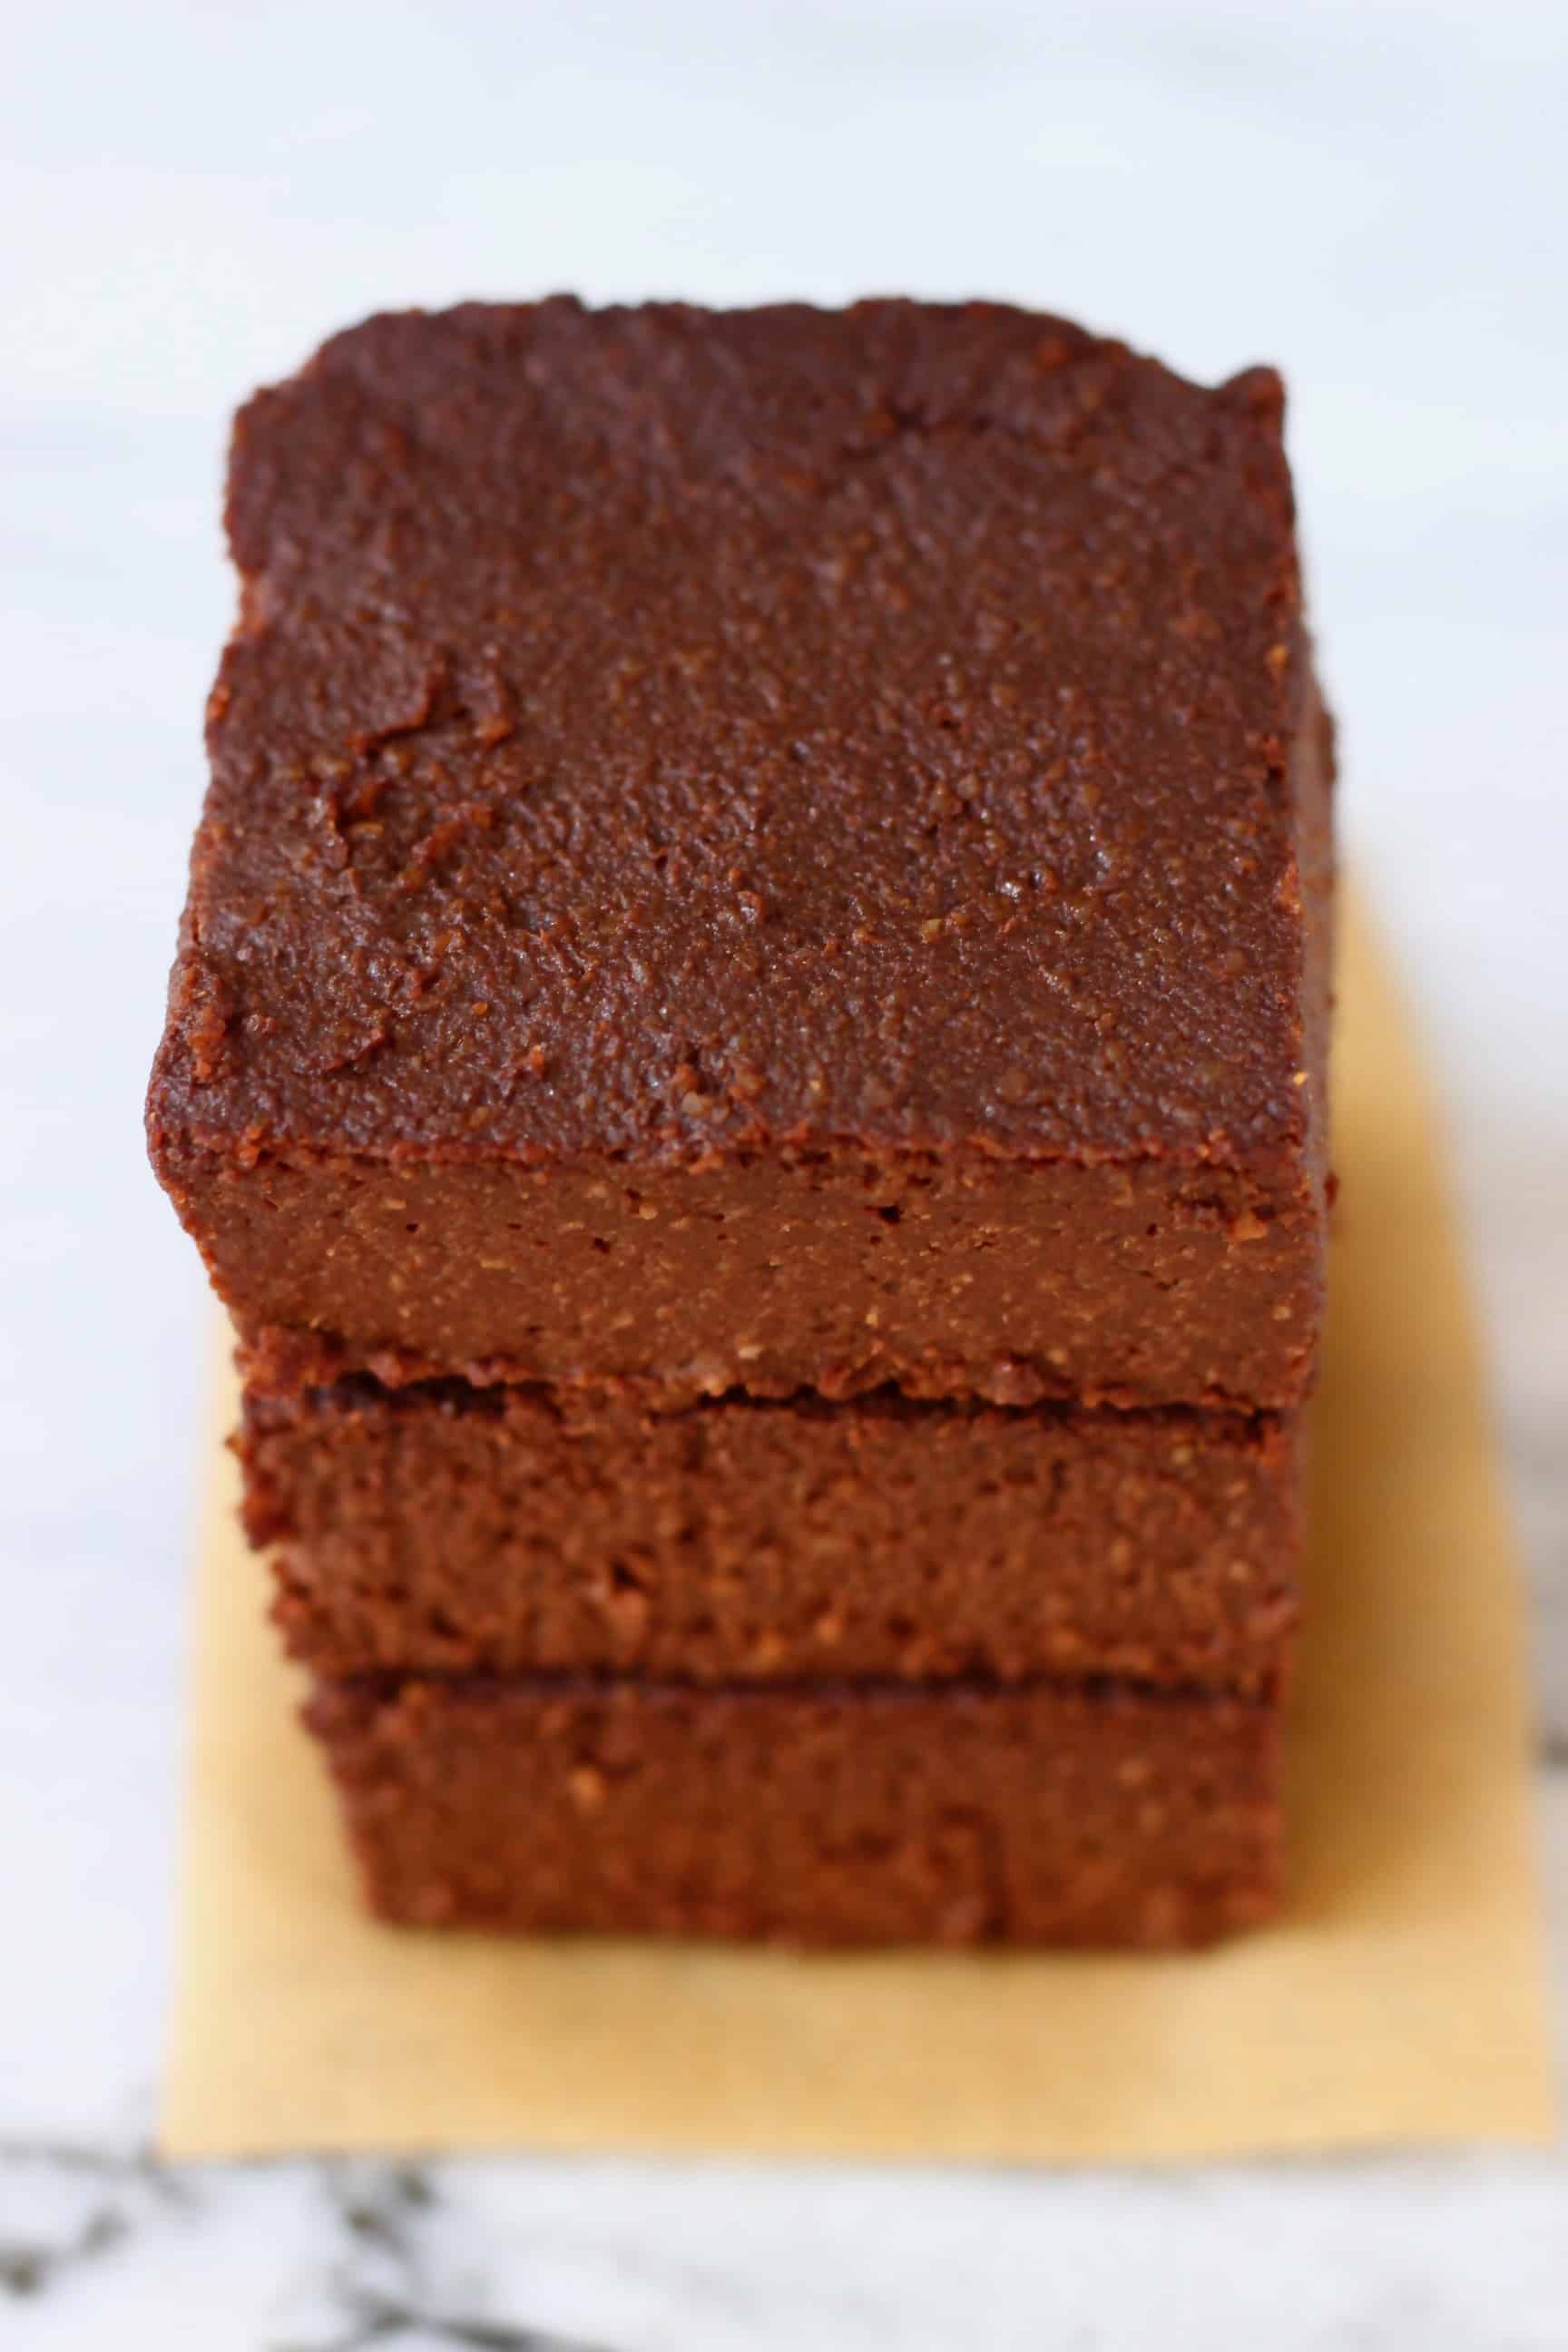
[160,906,1557,2162]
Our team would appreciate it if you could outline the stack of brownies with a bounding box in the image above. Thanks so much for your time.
[148,299,1333,1948]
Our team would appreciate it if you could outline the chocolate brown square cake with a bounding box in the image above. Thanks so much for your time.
[150,299,1331,1414]
[151,300,1333,1947]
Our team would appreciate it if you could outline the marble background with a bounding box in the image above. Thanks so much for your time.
[1,2,1563,2342]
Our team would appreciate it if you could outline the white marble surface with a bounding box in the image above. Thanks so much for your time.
[2,2,1565,2341]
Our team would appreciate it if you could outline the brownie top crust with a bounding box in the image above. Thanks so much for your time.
[151,298,1317,1177]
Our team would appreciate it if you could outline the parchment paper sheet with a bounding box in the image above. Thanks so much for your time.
[161,908,1557,2161]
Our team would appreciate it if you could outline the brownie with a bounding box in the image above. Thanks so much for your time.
[241,1370,1301,1692]
[148,299,1333,1412]
[308,1671,1282,1947]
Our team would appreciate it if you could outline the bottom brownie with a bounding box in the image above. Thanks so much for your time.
[308,1673,1282,1948]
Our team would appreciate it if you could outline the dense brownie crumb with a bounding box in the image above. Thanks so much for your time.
[308,1670,1284,1948]
[241,1369,1302,1691]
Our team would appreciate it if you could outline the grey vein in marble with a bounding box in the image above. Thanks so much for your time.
[274,2162,612,2352]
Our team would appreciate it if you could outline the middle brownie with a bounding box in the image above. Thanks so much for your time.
[240,1373,1301,1693]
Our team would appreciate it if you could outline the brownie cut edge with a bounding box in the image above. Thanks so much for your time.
[240,1369,1303,1693]
[306,1670,1284,1948]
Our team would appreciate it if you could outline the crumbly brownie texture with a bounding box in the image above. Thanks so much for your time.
[149,298,1333,1412]
[241,1372,1301,1691]
[308,1672,1282,1947]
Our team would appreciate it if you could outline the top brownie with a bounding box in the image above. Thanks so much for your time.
[149,299,1332,1411]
